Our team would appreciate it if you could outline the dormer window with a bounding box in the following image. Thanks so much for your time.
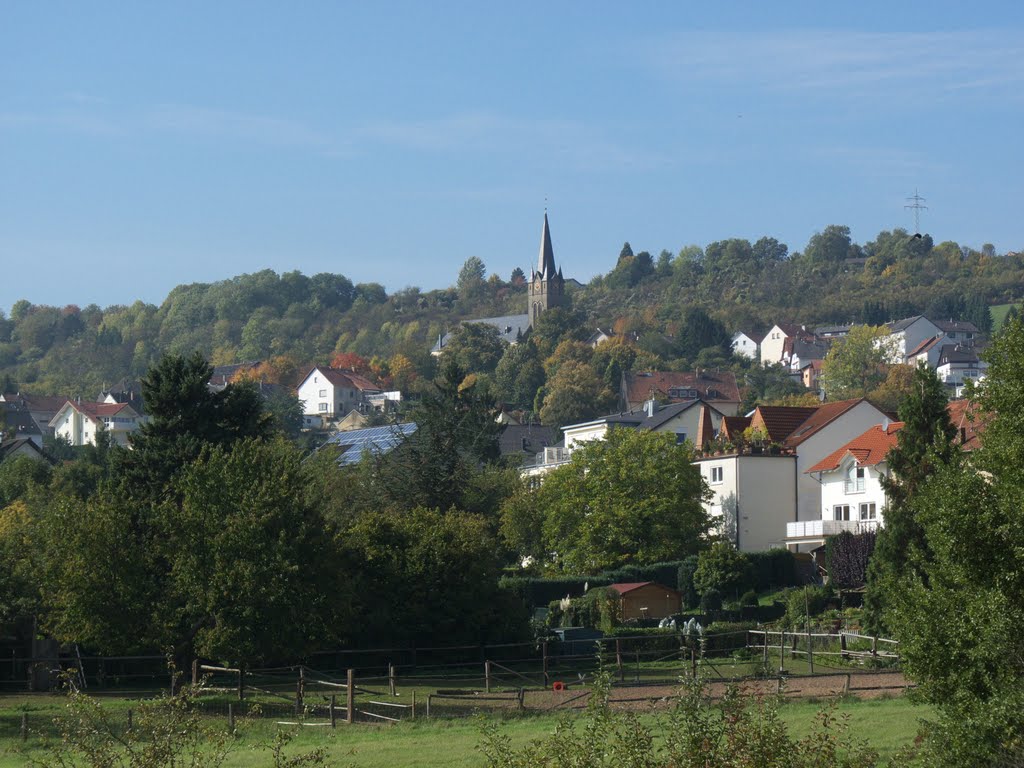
[844,466,866,493]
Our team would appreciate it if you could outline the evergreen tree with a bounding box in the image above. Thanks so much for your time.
[863,363,956,633]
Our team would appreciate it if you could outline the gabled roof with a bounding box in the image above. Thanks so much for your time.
[300,366,381,392]
[815,324,853,337]
[622,370,740,407]
[720,415,752,441]
[0,437,53,464]
[888,315,932,333]
[499,423,557,457]
[783,398,871,448]
[0,393,69,413]
[806,421,904,473]
[937,345,981,366]
[321,423,417,466]
[607,582,680,596]
[50,400,138,425]
[432,314,531,352]
[771,322,810,338]
[732,328,763,342]
[947,399,986,451]
[934,319,980,334]
[749,405,819,443]
[906,334,945,359]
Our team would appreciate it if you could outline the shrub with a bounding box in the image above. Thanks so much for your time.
[747,548,800,591]
[700,588,722,612]
[782,585,832,629]
[703,621,758,655]
[500,575,611,607]
[740,589,759,607]
[824,530,877,588]
[693,542,753,599]
[677,555,700,608]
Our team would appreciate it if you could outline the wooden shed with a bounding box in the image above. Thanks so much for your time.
[607,582,682,621]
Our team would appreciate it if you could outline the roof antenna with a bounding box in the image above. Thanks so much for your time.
[905,189,927,236]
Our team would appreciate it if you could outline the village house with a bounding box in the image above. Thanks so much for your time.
[0,393,69,442]
[49,399,142,447]
[935,344,987,390]
[295,366,382,422]
[760,323,815,368]
[620,370,741,416]
[730,329,762,361]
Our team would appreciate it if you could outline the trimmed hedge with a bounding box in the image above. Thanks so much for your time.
[500,576,612,607]
[747,549,800,591]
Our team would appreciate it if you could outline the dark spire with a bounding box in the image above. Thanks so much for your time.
[536,212,556,279]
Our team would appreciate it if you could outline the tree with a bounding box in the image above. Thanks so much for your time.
[442,322,506,375]
[692,542,752,600]
[868,363,916,413]
[618,241,634,264]
[539,361,613,430]
[494,341,544,409]
[508,429,712,572]
[819,325,897,398]
[863,364,956,633]
[456,256,487,299]
[509,267,526,287]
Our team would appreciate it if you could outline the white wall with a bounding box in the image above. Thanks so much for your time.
[819,460,887,525]
[760,326,789,368]
[731,333,759,360]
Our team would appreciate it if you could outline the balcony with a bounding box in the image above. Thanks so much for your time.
[786,519,880,541]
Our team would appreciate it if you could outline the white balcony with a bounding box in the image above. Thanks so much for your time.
[786,519,880,541]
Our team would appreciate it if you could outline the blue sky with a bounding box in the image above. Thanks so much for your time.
[3,2,1024,313]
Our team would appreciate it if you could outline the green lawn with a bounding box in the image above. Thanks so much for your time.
[991,302,1019,330]
[0,692,931,767]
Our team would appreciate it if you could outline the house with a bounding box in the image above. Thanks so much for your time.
[947,398,984,451]
[49,400,142,447]
[209,361,262,386]
[904,334,946,368]
[695,448,797,552]
[0,399,44,447]
[815,324,853,339]
[620,370,741,415]
[884,316,944,362]
[800,360,822,391]
[933,319,980,345]
[295,366,382,421]
[731,329,762,361]
[936,345,987,390]
[522,399,723,480]
[320,423,417,465]
[433,213,567,354]
[499,422,557,463]
[784,337,830,373]
[789,421,903,551]
[698,399,891,552]
[0,393,69,441]
[760,323,814,368]
[607,582,682,621]
[0,437,52,464]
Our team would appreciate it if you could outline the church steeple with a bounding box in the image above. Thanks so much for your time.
[536,212,557,280]
[528,211,565,326]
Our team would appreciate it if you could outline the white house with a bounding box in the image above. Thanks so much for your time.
[731,330,762,361]
[49,400,142,447]
[936,345,987,389]
[787,421,903,552]
[760,323,814,368]
[695,451,797,552]
[296,366,382,421]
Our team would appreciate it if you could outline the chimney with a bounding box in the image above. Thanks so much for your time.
[644,399,656,418]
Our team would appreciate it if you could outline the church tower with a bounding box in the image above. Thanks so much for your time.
[528,212,565,326]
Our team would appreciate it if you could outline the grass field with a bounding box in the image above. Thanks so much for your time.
[991,302,1019,330]
[0,691,932,766]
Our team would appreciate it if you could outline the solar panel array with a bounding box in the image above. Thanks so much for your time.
[323,422,417,465]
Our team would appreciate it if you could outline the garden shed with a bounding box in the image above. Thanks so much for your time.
[608,582,682,621]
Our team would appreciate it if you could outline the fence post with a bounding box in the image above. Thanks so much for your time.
[871,635,878,658]
[299,666,306,706]
[295,678,302,716]
[485,660,491,693]
[542,642,549,686]
[615,639,624,682]
[840,633,847,660]
[389,662,396,696]
[346,668,354,724]
[20,713,27,742]
[779,631,785,673]
[228,703,235,732]
[127,708,133,732]
[517,687,525,711]
[844,673,851,695]
[807,624,814,675]
[426,694,431,719]
[691,647,697,679]
[192,659,199,686]
[329,695,336,728]
[411,690,417,720]
[762,631,768,668]
[635,651,640,684]
[237,665,244,702]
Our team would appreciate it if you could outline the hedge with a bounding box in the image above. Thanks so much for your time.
[747,549,801,591]
[499,576,612,607]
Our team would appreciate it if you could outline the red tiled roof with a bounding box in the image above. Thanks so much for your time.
[906,334,944,359]
[807,421,904,473]
[622,371,740,408]
[720,415,752,441]
[750,406,819,443]
[66,401,135,419]
[947,399,986,452]
[302,366,380,392]
[784,398,867,448]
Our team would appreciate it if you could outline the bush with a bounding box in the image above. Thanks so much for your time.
[740,590,759,607]
[694,542,752,599]
[824,530,877,588]
[747,548,800,591]
[703,621,758,655]
[700,588,722,612]
[782,585,832,629]
[677,555,700,608]
[546,587,620,631]
[500,575,611,607]
[599,560,687,590]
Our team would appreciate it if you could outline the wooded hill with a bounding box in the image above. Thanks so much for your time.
[0,225,1018,405]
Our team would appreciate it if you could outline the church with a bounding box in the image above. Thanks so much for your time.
[432,213,566,354]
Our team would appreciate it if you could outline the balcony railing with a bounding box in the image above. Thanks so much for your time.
[786,519,880,540]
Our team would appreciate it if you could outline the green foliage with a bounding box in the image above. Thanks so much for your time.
[538,360,614,430]
[825,531,877,589]
[782,585,832,630]
[677,555,700,608]
[820,325,897,398]
[510,429,712,573]
[494,340,544,408]
[0,454,52,506]
[693,542,753,599]
[747,549,800,591]
[480,670,882,767]
[443,321,507,375]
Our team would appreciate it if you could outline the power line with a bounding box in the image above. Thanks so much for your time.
[904,189,928,234]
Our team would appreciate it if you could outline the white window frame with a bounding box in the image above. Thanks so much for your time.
[845,466,866,494]
[834,504,852,521]
[859,502,877,520]
[710,466,723,484]
[318,403,328,412]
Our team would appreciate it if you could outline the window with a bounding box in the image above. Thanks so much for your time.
[318,403,328,412]
[710,466,723,484]
[319,389,326,397]
[859,502,877,520]
[845,466,866,493]
[834,504,851,521]
[675,432,687,445]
